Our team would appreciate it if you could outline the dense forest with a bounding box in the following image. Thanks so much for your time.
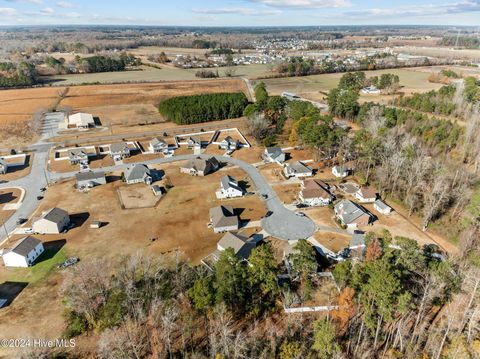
[77,54,140,73]
[0,61,38,88]
[158,92,249,124]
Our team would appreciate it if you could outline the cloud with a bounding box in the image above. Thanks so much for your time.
[345,0,480,18]
[0,7,17,16]
[4,0,43,4]
[246,0,350,8]
[193,7,281,15]
[39,7,54,14]
[56,1,76,8]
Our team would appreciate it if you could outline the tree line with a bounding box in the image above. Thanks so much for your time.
[158,92,249,125]
[0,61,38,88]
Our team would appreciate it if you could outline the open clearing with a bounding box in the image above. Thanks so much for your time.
[314,232,351,253]
[0,188,22,223]
[117,183,160,209]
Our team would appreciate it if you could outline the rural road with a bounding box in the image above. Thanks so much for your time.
[48,153,317,242]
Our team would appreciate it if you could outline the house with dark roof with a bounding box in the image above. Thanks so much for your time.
[334,200,372,228]
[263,147,286,164]
[209,205,239,233]
[75,170,106,189]
[0,159,8,175]
[355,187,377,203]
[283,161,313,178]
[124,164,155,185]
[2,236,44,267]
[180,157,219,176]
[216,175,245,199]
[213,232,256,260]
[32,208,70,234]
[219,136,240,151]
[300,179,334,206]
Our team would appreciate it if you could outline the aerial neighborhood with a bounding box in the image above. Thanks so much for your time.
[0,20,478,359]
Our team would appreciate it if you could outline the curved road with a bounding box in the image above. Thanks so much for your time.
[1,150,316,242]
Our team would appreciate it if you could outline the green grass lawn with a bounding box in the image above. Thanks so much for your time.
[3,247,67,284]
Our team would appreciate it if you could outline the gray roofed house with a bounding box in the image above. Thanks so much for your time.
[334,200,372,228]
[180,157,219,176]
[220,136,240,150]
[263,147,286,164]
[109,142,130,160]
[68,149,89,165]
[2,236,44,267]
[217,175,245,199]
[75,170,106,189]
[149,138,168,153]
[209,205,239,233]
[374,199,393,215]
[283,161,313,178]
[215,232,256,260]
[187,136,202,149]
[124,164,155,185]
[0,158,8,174]
[32,207,70,234]
[332,166,349,178]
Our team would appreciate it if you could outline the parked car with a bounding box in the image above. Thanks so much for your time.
[36,196,44,200]
[16,218,27,225]
[295,212,306,217]
[296,203,308,209]
[40,187,46,192]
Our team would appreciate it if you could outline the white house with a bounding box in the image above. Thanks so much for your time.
[68,149,89,165]
[32,208,70,234]
[0,159,8,175]
[124,164,155,185]
[334,200,372,228]
[109,142,130,161]
[355,187,377,203]
[216,175,245,199]
[2,236,44,268]
[283,161,313,178]
[67,113,95,128]
[300,179,334,206]
[263,148,286,164]
[374,199,393,215]
[75,171,106,189]
[219,136,240,151]
[187,137,202,150]
[332,166,349,178]
[209,205,239,233]
[149,138,168,153]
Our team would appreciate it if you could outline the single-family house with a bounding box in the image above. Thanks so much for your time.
[124,164,155,185]
[75,170,106,189]
[0,159,8,175]
[149,138,168,153]
[209,205,239,233]
[219,136,240,151]
[349,231,366,259]
[299,179,334,206]
[180,157,219,176]
[355,187,377,203]
[214,232,256,260]
[32,207,70,234]
[263,147,286,164]
[2,236,44,268]
[109,142,130,161]
[374,199,393,215]
[216,175,245,199]
[283,161,313,178]
[332,166,349,178]
[187,136,202,149]
[68,149,89,165]
[67,113,95,128]
[334,200,372,228]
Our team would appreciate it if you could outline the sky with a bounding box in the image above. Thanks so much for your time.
[0,0,479,26]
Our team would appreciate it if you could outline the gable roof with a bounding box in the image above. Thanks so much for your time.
[76,170,105,182]
[218,232,255,260]
[301,186,332,200]
[110,142,129,153]
[303,179,329,190]
[124,164,152,181]
[209,205,238,228]
[286,161,312,174]
[69,148,87,158]
[333,166,348,174]
[221,175,243,192]
[40,207,69,223]
[8,236,42,257]
[358,187,377,199]
[150,138,167,147]
[374,199,391,211]
[350,231,366,248]
[183,157,218,173]
[265,147,284,159]
[334,200,370,224]
[188,136,201,144]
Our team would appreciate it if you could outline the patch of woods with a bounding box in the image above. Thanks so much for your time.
[158,92,249,125]
[0,61,38,88]
[439,35,480,48]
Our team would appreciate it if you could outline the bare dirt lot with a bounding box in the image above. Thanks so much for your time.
[0,187,22,223]
[274,183,300,204]
[117,183,160,209]
[314,232,351,253]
